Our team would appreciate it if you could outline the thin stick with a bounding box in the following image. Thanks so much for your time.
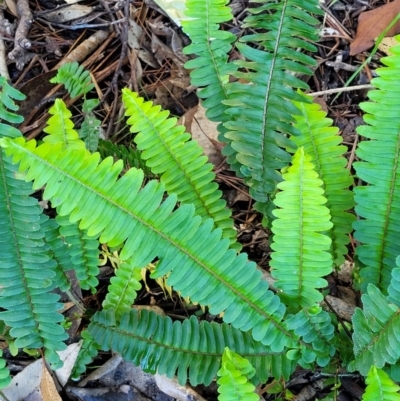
[309,84,373,97]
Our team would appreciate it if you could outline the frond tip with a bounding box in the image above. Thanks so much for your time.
[270,147,333,308]
[362,366,400,401]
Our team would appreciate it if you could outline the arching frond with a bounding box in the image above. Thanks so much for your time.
[122,90,239,250]
[362,366,400,401]
[88,309,296,386]
[0,137,297,351]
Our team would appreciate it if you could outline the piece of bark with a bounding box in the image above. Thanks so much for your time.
[8,0,32,69]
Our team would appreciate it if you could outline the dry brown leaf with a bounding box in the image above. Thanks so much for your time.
[350,0,400,55]
[378,36,398,55]
[40,364,62,401]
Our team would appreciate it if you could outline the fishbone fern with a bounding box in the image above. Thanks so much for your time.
[122,89,239,250]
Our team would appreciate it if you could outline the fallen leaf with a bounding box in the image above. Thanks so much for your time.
[40,364,62,401]
[40,4,93,23]
[152,0,187,27]
[350,0,400,55]
[378,36,398,55]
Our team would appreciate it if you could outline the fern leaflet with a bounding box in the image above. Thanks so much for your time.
[0,137,299,352]
[122,90,239,250]
[354,39,400,293]
[217,348,259,401]
[0,351,11,389]
[291,93,355,266]
[270,147,333,308]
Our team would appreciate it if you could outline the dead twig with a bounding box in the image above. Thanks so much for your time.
[8,0,33,70]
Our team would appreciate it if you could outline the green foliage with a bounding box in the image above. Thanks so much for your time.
[291,94,355,266]
[353,44,400,293]
[0,351,11,389]
[362,366,400,401]
[88,309,295,386]
[79,98,101,152]
[223,0,322,215]
[122,89,239,250]
[50,61,94,97]
[217,348,259,401]
[270,147,333,308]
[56,215,99,293]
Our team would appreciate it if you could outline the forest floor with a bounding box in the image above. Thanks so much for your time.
[0,0,397,400]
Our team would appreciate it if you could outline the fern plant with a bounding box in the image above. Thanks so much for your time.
[1,1,400,399]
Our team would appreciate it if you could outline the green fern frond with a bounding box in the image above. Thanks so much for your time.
[388,260,400,307]
[78,98,101,152]
[291,94,355,266]
[43,99,86,150]
[0,351,11,389]
[88,309,296,386]
[98,139,151,175]
[362,366,400,401]
[102,260,142,320]
[270,147,333,308]
[0,137,298,351]
[182,0,240,171]
[286,306,335,367]
[224,0,322,214]
[122,89,239,250]
[0,152,67,367]
[349,284,400,375]
[217,348,259,401]
[41,216,71,292]
[0,77,25,137]
[354,39,400,293]
[56,215,99,293]
[71,329,101,379]
[50,61,94,97]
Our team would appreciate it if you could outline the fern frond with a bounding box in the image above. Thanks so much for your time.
[285,306,335,367]
[102,260,142,320]
[98,139,151,175]
[0,152,67,367]
[0,351,11,389]
[0,77,25,138]
[362,366,400,401]
[79,98,101,152]
[122,89,239,250]
[71,329,101,379]
[224,0,322,213]
[349,284,400,375]
[88,309,296,386]
[353,39,400,293]
[42,99,86,150]
[291,94,355,266]
[388,261,400,307]
[41,216,71,292]
[270,147,333,308]
[0,137,298,351]
[181,0,240,171]
[56,215,99,293]
[50,61,94,97]
[217,348,259,401]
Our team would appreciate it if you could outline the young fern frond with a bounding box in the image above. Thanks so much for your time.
[270,147,333,308]
[217,348,259,401]
[102,260,142,320]
[362,366,400,401]
[43,99,87,150]
[0,138,298,352]
[122,90,240,251]
[56,215,99,293]
[50,61,94,97]
[0,351,11,389]
[42,217,71,292]
[0,76,25,129]
[349,284,400,375]
[88,309,296,386]
[291,94,355,266]
[353,40,400,293]
[182,0,240,171]
[285,306,335,367]
[224,0,322,214]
